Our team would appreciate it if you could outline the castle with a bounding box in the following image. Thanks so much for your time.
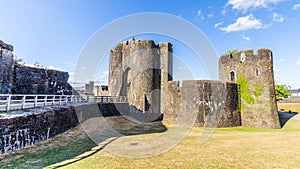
[109,38,280,129]
[0,38,280,129]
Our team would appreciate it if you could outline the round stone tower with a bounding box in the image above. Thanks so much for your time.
[108,38,173,122]
[219,48,280,129]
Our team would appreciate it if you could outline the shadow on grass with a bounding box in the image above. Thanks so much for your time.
[278,111,298,128]
[0,116,167,169]
[49,117,167,168]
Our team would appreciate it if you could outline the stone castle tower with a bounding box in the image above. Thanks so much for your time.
[219,49,280,129]
[0,40,14,94]
[108,38,172,122]
[108,38,280,129]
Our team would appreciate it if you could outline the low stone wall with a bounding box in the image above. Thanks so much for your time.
[0,103,130,154]
[281,97,300,103]
[0,106,78,154]
[163,80,241,127]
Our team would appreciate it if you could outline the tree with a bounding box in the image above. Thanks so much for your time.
[13,55,24,65]
[34,61,43,68]
[275,84,290,98]
[227,49,238,55]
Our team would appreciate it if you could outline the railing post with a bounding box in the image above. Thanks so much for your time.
[22,95,26,109]
[52,96,55,105]
[101,96,103,103]
[79,96,82,103]
[65,96,68,104]
[6,95,11,112]
[34,95,38,107]
[59,95,62,105]
[71,95,74,103]
[44,95,47,106]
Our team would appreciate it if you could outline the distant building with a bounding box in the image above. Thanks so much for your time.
[94,85,108,96]
[85,81,94,95]
[289,89,300,96]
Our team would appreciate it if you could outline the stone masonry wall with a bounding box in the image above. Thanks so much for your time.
[109,38,172,123]
[163,80,241,127]
[13,65,73,95]
[0,106,78,154]
[219,49,280,129]
[0,102,130,154]
[0,41,14,94]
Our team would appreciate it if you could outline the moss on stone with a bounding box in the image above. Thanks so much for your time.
[237,75,254,111]
[253,84,263,99]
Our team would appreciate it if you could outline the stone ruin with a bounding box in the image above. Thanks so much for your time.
[0,40,73,95]
[108,38,280,129]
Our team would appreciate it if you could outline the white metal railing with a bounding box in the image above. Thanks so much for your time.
[0,95,127,112]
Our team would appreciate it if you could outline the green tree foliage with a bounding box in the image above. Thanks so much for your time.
[275,84,290,98]
[13,55,24,65]
[237,75,254,105]
[227,49,238,56]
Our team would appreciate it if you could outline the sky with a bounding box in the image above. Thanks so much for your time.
[0,0,299,88]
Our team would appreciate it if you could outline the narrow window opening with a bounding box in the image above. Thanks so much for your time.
[230,71,235,82]
[255,68,259,77]
[240,52,245,63]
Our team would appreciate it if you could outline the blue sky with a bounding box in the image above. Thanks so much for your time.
[0,0,299,88]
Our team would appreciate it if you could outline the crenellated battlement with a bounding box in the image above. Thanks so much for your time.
[219,48,273,66]
[0,40,13,51]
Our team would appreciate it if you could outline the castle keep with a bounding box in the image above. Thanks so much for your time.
[109,38,172,122]
[109,38,280,129]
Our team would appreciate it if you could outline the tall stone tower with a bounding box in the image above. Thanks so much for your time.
[108,38,173,122]
[219,48,280,129]
[0,40,14,94]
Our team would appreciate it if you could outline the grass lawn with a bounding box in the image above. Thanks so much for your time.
[1,103,300,168]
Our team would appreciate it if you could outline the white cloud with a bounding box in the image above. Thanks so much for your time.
[279,58,285,62]
[178,66,187,70]
[63,61,76,68]
[274,68,280,72]
[214,22,223,28]
[227,0,282,12]
[273,13,284,22]
[96,70,109,85]
[103,71,109,75]
[293,4,300,10]
[241,34,251,41]
[220,14,269,32]
[297,60,300,65]
[196,9,205,20]
[47,65,58,70]
[207,13,214,19]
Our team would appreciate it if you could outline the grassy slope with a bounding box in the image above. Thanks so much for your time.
[0,103,300,168]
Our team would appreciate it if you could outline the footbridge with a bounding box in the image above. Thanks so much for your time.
[0,94,127,112]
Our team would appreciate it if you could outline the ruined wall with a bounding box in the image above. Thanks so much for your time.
[219,49,280,129]
[108,38,172,122]
[13,65,73,95]
[0,106,78,154]
[0,102,132,154]
[0,41,14,94]
[0,39,73,95]
[163,80,241,127]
